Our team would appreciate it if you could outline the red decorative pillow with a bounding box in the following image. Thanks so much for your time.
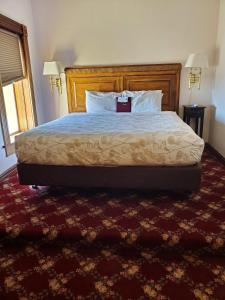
[116,97,131,112]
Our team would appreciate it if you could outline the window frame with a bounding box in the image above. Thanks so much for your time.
[0,13,37,156]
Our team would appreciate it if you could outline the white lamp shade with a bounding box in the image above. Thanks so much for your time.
[43,61,61,75]
[185,53,209,68]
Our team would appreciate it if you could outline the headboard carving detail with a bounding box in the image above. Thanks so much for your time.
[65,64,181,113]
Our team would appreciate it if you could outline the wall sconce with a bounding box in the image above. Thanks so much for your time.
[43,61,63,94]
[185,53,209,89]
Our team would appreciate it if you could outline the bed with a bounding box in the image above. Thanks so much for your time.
[16,63,204,190]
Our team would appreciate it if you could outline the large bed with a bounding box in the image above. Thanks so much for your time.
[16,63,204,190]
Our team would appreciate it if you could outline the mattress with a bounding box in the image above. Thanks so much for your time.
[15,112,204,167]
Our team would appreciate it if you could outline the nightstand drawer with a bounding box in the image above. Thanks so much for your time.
[186,108,204,117]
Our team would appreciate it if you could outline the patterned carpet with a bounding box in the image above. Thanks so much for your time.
[0,149,225,299]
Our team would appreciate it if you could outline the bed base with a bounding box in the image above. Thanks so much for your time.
[17,163,201,191]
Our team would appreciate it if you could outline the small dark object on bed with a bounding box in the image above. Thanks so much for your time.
[116,96,132,112]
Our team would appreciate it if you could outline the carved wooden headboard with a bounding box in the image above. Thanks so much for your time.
[65,63,181,113]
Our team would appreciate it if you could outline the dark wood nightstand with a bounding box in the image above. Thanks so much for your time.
[183,105,206,138]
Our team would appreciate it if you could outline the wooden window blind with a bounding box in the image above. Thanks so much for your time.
[0,29,25,86]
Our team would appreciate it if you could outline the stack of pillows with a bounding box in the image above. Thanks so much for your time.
[85,90,163,114]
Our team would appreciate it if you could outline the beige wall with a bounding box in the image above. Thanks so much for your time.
[209,0,225,157]
[0,0,43,174]
[31,0,219,141]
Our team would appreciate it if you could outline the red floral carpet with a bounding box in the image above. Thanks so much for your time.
[0,149,225,299]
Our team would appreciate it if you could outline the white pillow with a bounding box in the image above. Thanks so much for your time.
[122,90,162,97]
[85,91,120,113]
[131,90,163,113]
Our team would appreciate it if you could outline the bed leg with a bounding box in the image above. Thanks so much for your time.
[31,185,39,190]
[184,190,193,197]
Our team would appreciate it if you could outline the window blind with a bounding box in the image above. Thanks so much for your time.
[0,29,25,86]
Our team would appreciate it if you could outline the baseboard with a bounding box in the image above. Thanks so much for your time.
[0,165,17,180]
[205,143,225,165]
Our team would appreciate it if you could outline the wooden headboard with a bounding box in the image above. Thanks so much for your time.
[65,63,181,113]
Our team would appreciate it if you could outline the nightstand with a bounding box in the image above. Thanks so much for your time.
[183,105,206,138]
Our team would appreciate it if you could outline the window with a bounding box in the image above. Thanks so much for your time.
[0,13,37,156]
[3,84,20,141]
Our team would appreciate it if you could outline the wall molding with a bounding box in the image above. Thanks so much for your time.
[205,143,225,165]
[0,165,16,181]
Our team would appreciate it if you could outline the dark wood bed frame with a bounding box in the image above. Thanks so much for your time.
[17,63,202,191]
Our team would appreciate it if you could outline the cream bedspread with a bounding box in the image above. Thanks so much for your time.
[15,112,204,166]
